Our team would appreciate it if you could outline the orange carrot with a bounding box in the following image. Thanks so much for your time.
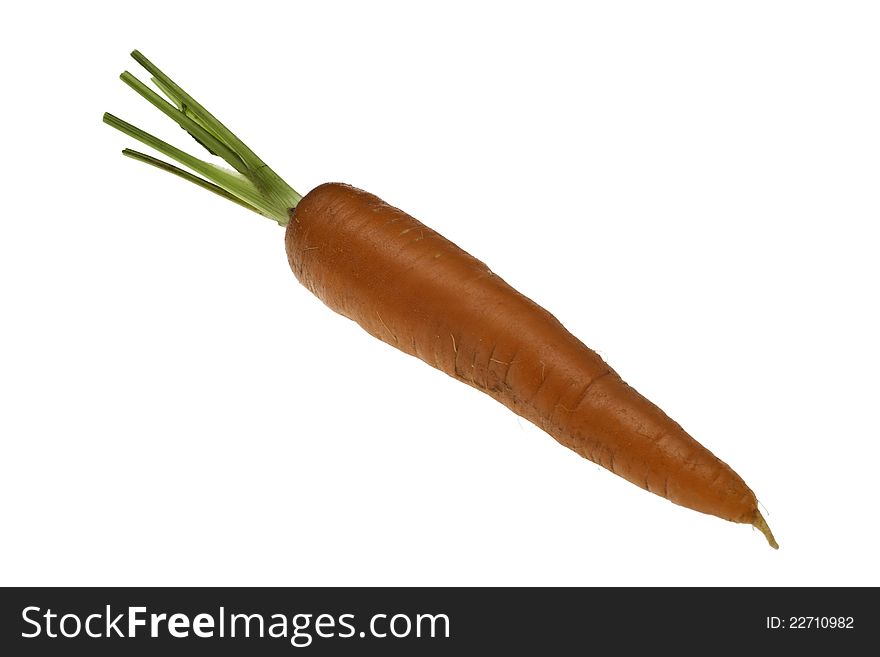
[104,51,776,548]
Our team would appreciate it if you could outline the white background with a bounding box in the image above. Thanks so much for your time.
[1,1,878,586]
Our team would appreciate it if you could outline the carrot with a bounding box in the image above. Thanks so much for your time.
[104,51,777,548]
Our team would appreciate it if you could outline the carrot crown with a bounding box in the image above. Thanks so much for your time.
[103,51,301,225]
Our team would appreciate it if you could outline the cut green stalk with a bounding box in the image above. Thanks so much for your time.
[150,75,228,150]
[104,51,301,225]
[103,112,268,212]
[122,149,262,214]
[120,72,247,171]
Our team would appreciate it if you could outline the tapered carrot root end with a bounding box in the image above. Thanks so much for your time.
[753,511,778,549]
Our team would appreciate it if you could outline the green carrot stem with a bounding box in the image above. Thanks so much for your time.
[104,51,301,225]
[122,149,263,215]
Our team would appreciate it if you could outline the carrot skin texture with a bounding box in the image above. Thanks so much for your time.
[286,183,761,527]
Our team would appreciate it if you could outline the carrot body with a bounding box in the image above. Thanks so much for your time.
[286,183,769,536]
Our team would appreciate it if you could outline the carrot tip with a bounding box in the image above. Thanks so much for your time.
[753,511,779,549]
